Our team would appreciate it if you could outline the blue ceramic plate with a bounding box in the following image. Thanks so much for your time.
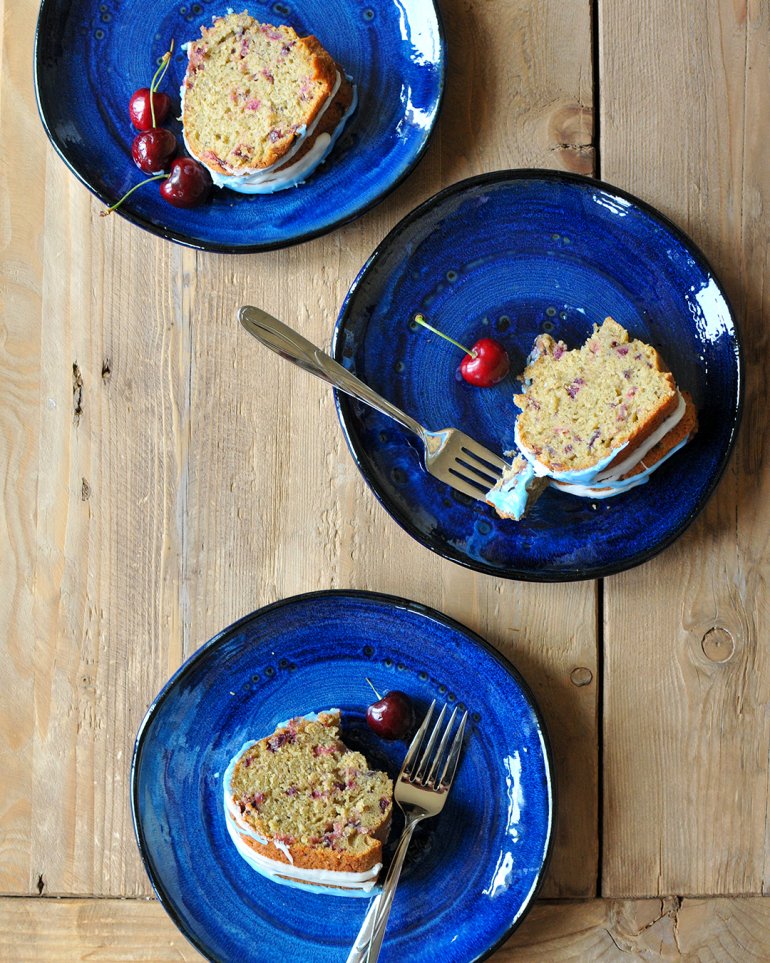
[333,170,742,581]
[132,591,553,962]
[34,0,444,252]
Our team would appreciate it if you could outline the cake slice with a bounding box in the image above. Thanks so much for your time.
[486,318,698,518]
[224,710,392,895]
[182,12,356,193]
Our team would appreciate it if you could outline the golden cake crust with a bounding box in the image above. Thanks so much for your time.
[616,390,698,480]
[233,818,387,875]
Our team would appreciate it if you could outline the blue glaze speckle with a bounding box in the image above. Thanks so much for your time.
[34,0,444,252]
[132,591,553,962]
[333,170,742,582]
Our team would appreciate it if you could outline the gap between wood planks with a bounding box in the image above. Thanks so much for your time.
[590,0,604,901]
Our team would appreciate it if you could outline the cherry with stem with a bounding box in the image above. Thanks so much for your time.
[129,40,175,131]
[413,313,511,388]
[149,40,174,129]
[100,157,212,215]
[365,679,415,740]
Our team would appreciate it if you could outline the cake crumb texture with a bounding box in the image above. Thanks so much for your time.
[183,11,350,173]
[515,317,679,472]
[229,711,392,874]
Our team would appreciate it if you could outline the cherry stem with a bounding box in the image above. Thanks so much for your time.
[365,678,382,701]
[149,39,175,128]
[413,314,477,358]
[100,173,166,216]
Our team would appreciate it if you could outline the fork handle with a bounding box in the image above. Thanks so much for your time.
[346,813,423,963]
[239,306,424,438]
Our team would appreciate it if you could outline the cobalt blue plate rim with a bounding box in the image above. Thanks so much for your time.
[130,588,556,963]
[33,0,446,254]
[332,168,743,583]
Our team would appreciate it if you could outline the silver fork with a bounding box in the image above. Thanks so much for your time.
[239,306,506,500]
[346,701,469,963]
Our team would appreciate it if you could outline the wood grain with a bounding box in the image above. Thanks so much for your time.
[600,0,770,896]
[0,0,597,910]
[1,6,193,896]
[4,895,770,961]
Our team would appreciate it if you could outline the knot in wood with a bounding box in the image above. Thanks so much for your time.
[701,626,735,663]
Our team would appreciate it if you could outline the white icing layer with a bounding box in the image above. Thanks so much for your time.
[225,815,381,895]
[592,393,686,483]
[181,52,358,194]
[514,419,628,483]
[553,435,690,497]
[488,391,690,514]
[485,460,538,521]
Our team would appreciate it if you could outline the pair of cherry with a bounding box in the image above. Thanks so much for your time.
[105,43,210,214]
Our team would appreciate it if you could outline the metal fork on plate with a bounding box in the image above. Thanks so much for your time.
[238,306,506,501]
[346,701,469,963]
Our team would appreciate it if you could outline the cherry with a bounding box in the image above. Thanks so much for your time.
[129,89,173,131]
[160,157,212,208]
[413,314,510,387]
[132,129,177,174]
[129,40,175,130]
[365,680,414,740]
[460,337,511,386]
[100,158,212,217]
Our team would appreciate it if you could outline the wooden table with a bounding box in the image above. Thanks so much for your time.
[2,0,768,959]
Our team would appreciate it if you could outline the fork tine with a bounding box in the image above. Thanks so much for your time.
[425,706,458,787]
[454,457,500,486]
[438,710,468,788]
[459,445,507,475]
[401,700,435,777]
[446,467,492,498]
[412,704,447,784]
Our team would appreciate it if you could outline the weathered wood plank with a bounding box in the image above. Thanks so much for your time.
[0,5,192,897]
[600,0,770,896]
[4,895,770,961]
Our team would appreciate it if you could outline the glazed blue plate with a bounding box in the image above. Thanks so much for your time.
[34,0,444,252]
[132,591,553,962]
[333,170,742,581]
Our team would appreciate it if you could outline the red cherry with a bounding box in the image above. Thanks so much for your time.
[460,338,510,387]
[159,157,212,208]
[412,315,510,389]
[129,88,172,131]
[366,690,415,741]
[131,129,177,174]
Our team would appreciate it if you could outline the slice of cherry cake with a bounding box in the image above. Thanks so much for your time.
[181,12,356,192]
[515,317,680,474]
[224,711,392,893]
[486,317,697,519]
